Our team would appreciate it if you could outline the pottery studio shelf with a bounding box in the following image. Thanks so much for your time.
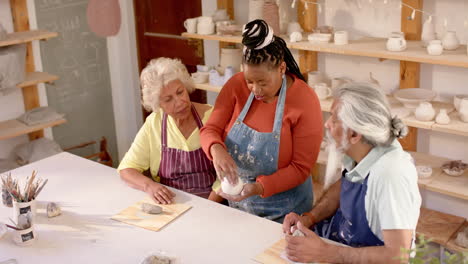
[17,72,59,88]
[183,33,468,68]
[194,83,468,137]
[0,118,67,141]
[417,208,466,249]
[446,220,468,253]
[0,30,58,47]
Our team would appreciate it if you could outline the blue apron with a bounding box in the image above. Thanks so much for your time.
[315,169,384,247]
[224,75,313,223]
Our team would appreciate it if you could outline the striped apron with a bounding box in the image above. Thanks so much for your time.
[158,105,216,198]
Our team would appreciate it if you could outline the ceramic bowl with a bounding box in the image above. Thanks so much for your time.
[393,88,437,109]
[442,167,466,177]
[191,72,209,84]
[416,165,433,178]
[454,94,468,112]
[308,33,332,43]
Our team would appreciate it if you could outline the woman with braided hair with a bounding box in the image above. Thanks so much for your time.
[200,20,323,222]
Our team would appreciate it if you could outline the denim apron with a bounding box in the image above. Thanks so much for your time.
[315,169,384,247]
[224,76,313,223]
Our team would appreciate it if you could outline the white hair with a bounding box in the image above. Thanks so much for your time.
[140,57,194,112]
[334,82,408,147]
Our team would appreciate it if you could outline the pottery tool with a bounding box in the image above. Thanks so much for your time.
[111,197,192,232]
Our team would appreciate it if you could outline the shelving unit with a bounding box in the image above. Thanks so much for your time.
[1,0,64,142]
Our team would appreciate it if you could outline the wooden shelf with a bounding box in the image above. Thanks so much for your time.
[0,30,58,47]
[183,33,468,68]
[193,83,222,93]
[17,72,58,88]
[445,220,468,253]
[417,208,466,246]
[0,118,66,140]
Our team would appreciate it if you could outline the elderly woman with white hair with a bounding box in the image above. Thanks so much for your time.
[118,57,222,204]
[283,83,421,263]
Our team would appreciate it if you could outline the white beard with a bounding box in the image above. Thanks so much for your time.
[323,131,348,190]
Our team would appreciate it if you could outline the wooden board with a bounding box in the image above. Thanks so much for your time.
[0,30,57,47]
[182,32,242,43]
[254,239,290,264]
[445,220,468,253]
[416,207,465,246]
[17,72,59,88]
[425,170,468,201]
[0,118,66,140]
[111,197,192,232]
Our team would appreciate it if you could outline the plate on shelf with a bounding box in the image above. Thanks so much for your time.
[393,88,437,109]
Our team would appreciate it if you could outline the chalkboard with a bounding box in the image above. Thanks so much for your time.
[35,0,118,165]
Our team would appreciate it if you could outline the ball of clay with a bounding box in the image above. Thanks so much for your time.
[141,203,163,214]
[141,255,172,264]
[455,227,468,248]
[47,202,61,218]
[221,177,244,195]
[292,228,305,237]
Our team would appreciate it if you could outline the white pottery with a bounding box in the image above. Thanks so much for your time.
[12,200,36,225]
[315,83,332,100]
[287,22,303,35]
[442,31,460,50]
[427,40,443,56]
[289,31,302,43]
[386,36,407,52]
[454,94,468,112]
[307,71,325,88]
[416,165,433,178]
[184,18,197,34]
[393,88,437,109]
[197,16,215,35]
[421,18,436,47]
[331,77,352,91]
[334,31,348,45]
[212,9,229,22]
[459,98,468,123]
[390,31,405,38]
[415,102,436,121]
[435,109,450,125]
[220,47,242,72]
[221,177,244,195]
[191,72,209,84]
[12,226,36,246]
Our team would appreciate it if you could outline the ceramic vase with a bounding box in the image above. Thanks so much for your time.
[415,102,436,121]
[442,31,460,50]
[435,109,450,125]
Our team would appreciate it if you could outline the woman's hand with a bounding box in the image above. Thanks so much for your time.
[144,181,175,204]
[210,143,238,184]
[217,182,263,202]
[282,212,315,235]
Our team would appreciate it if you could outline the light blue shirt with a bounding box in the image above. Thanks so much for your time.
[343,140,422,241]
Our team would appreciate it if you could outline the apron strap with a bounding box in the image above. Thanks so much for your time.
[161,104,204,148]
[190,104,204,128]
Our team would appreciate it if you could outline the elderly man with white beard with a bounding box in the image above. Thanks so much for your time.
[282,83,422,264]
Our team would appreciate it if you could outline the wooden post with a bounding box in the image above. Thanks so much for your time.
[399,0,423,151]
[217,0,234,50]
[10,0,43,140]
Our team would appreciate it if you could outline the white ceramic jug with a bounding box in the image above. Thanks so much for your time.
[427,40,443,56]
[315,83,332,100]
[415,102,436,121]
[421,18,436,47]
[442,31,460,50]
[386,36,407,51]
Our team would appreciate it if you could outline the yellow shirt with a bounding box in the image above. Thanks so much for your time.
[117,105,213,181]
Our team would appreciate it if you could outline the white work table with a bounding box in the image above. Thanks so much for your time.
[0,152,287,263]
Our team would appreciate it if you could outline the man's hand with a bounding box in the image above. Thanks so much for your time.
[285,221,330,263]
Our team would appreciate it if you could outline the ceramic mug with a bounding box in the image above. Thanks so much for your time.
[427,40,443,56]
[307,71,325,88]
[334,31,348,45]
[184,18,197,34]
[454,94,468,112]
[386,36,407,51]
[287,22,303,35]
[315,83,332,100]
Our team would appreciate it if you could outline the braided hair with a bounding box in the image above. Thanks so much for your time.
[242,19,305,81]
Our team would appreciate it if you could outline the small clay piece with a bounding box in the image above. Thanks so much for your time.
[47,202,61,218]
[141,203,163,214]
[292,228,305,237]
[141,255,173,264]
[416,165,432,178]
[441,160,468,177]
[455,227,468,248]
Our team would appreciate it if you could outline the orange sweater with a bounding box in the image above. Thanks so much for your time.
[200,72,323,198]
